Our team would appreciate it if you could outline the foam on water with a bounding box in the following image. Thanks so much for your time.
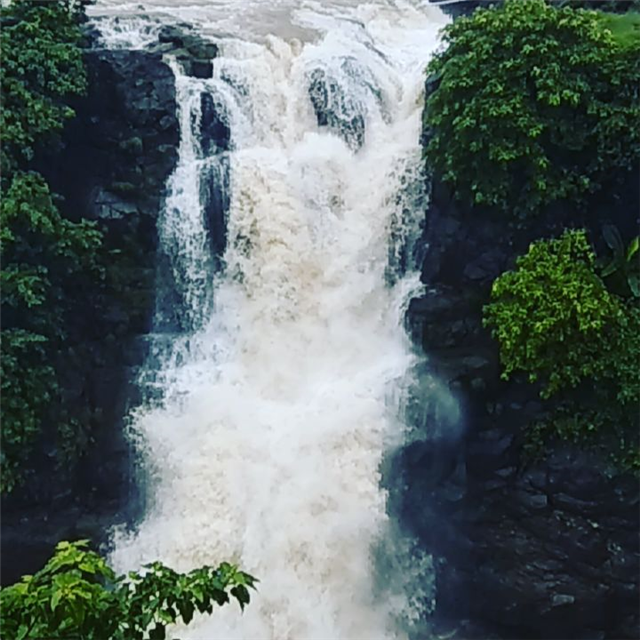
[101,2,448,637]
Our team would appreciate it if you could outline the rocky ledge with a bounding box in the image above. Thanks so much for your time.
[1,27,222,585]
[400,163,639,639]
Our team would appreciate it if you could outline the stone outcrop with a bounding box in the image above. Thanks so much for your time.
[151,25,219,78]
[1,43,182,585]
[308,65,367,151]
[399,93,640,637]
[197,89,231,265]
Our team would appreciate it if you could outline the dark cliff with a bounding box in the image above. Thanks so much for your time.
[399,96,640,640]
[1,24,228,587]
[1,46,179,586]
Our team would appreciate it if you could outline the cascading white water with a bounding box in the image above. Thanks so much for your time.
[94,2,448,638]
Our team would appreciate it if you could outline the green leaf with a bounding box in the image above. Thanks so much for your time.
[601,260,619,278]
[628,273,640,298]
[231,585,251,610]
[149,624,166,640]
[626,236,639,262]
[603,224,624,256]
[177,600,194,624]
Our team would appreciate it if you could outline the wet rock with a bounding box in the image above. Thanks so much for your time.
[308,67,366,151]
[201,155,230,263]
[193,90,231,263]
[178,55,212,79]
[93,188,139,219]
[4,47,180,585]
[199,91,230,156]
[398,70,640,639]
[157,25,218,59]
[153,25,218,78]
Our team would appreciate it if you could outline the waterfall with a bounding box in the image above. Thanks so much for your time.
[94,2,448,638]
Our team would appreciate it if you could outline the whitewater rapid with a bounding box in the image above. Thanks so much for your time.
[95,2,448,638]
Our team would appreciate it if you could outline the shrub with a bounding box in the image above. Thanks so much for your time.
[484,229,639,466]
[0,0,87,174]
[424,0,640,215]
[0,540,257,640]
[0,173,102,492]
[606,303,640,407]
[483,230,623,396]
[554,1,640,16]
[597,8,640,46]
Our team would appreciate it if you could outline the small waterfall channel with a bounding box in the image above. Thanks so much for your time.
[92,2,449,637]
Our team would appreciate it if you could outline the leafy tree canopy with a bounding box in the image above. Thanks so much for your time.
[483,230,622,395]
[0,540,257,640]
[424,0,640,216]
[554,0,640,14]
[0,0,87,174]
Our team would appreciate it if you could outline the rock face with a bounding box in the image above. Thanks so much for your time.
[1,26,233,585]
[1,26,231,585]
[1,46,180,585]
[198,90,231,264]
[153,24,218,78]
[308,66,367,151]
[400,92,640,637]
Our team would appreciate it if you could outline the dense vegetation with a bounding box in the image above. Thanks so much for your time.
[483,229,639,467]
[424,0,640,216]
[467,0,640,11]
[424,0,639,465]
[0,12,256,631]
[484,230,629,397]
[0,0,102,493]
[0,541,256,640]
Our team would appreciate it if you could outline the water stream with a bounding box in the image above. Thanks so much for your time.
[93,2,448,637]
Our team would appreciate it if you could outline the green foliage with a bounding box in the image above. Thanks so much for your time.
[0,0,87,174]
[483,230,623,396]
[595,7,640,46]
[0,173,102,493]
[554,1,640,14]
[0,330,54,494]
[424,0,640,215]
[605,303,640,408]
[0,540,257,640]
[484,229,640,467]
[0,0,102,493]
[523,396,640,472]
[598,224,640,297]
